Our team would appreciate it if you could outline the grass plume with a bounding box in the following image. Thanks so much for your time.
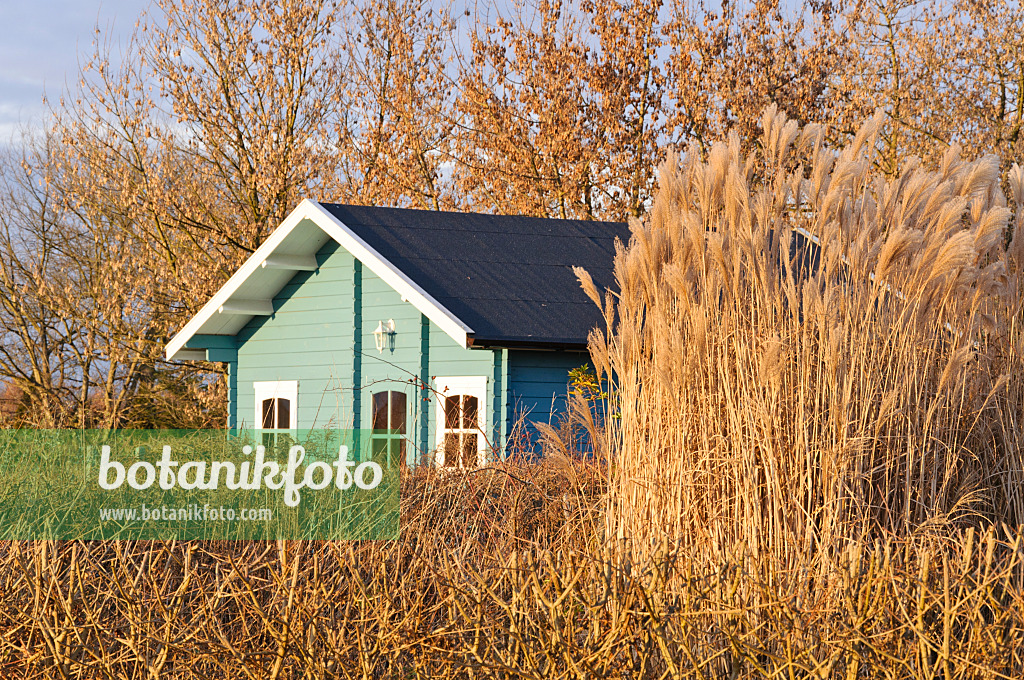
[581,105,1024,567]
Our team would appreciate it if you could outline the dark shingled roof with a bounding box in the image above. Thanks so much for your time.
[321,204,631,349]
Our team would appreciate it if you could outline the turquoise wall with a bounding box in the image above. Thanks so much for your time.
[234,240,355,431]
[357,257,497,462]
[199,235,591,462]
[227,239,507,464]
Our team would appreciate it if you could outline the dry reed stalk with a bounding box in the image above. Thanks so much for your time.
[3,494,1024,678]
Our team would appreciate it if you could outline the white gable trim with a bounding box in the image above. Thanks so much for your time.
[165,199,473,360]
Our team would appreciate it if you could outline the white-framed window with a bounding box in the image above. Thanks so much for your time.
[254,380,297,448]
[434,376,486,469]
[370,389,408,467]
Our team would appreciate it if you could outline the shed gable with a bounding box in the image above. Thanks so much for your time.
[232,239,503,464]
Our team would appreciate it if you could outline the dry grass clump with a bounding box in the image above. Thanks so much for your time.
[578,106,1024,567]
[0,458,607,678]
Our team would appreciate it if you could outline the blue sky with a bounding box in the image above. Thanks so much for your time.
[0,0,149,139]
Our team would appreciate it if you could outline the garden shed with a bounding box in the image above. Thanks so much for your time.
[165,200,629,467]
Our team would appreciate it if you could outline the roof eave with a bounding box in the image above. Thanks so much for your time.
[164,200,475,361]
[467,336,591,351]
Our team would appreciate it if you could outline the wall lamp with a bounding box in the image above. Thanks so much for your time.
[374,319,396,353]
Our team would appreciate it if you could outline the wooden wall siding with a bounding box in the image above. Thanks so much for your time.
[232,236,506,464]
[357,263,430,465]
[235,239,356,432]
[507,349,590,444]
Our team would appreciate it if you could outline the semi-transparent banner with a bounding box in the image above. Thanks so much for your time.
[0,430,399,540]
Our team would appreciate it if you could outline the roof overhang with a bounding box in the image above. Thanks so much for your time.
[165,199,474,361]
[468,336,590,351]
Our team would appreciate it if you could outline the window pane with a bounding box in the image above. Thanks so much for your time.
[461,433,478,468]
[372,392,388,431]
[444,396,460,429]
[262,399,275,429]
[388,439,406,466]
[390,392,407,433]
[443,433,459,467]
[371,436,388,458]
[462,396,478,429]
[277,398,290,430]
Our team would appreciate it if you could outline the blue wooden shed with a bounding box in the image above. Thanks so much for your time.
[165,201,629,467]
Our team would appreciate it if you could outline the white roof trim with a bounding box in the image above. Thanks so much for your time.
[165,199,473,360]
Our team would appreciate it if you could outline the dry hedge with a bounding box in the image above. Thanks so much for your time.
[1,460,1023,679]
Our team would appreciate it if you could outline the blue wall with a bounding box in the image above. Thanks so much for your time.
[506,349,590,451]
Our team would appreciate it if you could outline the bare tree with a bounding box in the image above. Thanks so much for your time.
[0,134,224,427]
[2,0,1020,428]
[335,0,460,210]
